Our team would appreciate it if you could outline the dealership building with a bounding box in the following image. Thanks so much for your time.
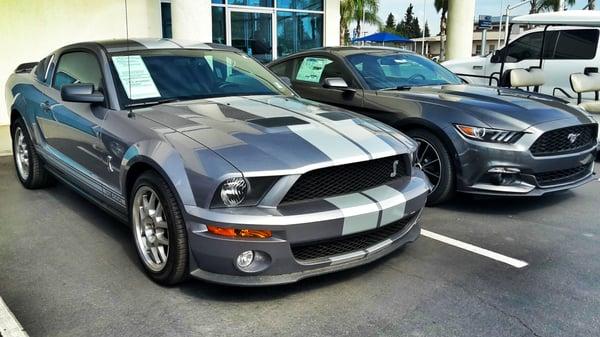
[0,0,341,153]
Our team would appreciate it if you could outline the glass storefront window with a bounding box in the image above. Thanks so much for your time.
[212,7,226,44]
[230,11,273,63]
[212,0,225,3]
[277,11,323,57]
[227,0,273,7]
[277,0,322,11]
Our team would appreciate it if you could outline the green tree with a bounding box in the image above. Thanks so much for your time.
[529,0,576,13]
[339,0,382,45]
[587,0,596,10]
[424,21,430,37]
[384,12,396,32]
[396,4,422,39]
[434,0,448,61]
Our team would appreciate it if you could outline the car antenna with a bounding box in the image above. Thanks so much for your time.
[124,0,135,118]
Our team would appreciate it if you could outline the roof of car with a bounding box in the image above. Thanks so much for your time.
[69,38,238,53]
[512,10,600,27]
[287,46,415,57]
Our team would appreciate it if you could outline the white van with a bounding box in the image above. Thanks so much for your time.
[443,26,600,100]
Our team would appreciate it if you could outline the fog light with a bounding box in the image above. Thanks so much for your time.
[236,250,255,269]
[488,167,521,174]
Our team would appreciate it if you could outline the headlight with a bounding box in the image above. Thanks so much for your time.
[220,177,249,207]
[455,124,524,143]
[211,176,278,208]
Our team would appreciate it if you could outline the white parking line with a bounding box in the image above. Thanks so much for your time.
[421,229,529,269]
[0,296,28,337]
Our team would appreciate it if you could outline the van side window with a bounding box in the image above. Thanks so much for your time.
[553,29,598,60]
[505,31,557,63]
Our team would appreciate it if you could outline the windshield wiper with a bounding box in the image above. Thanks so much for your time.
[125,98,181,109]
[379,85,413,91]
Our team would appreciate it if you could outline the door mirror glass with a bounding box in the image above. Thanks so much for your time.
[322,77,349,89]
[61,83,104,103]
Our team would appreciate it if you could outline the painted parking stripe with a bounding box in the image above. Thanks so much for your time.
[421,229,529,268]
[0,296,28,337]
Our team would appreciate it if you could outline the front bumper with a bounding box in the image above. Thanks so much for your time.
[182,172,429,286]
[448,119,597,196]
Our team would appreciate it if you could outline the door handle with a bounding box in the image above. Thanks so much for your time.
[472,65,483,70]
[40,101,51,112]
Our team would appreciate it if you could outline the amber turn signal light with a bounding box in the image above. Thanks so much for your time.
[207,226,272,239]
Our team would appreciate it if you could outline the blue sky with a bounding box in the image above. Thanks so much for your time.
[369,0,593,35]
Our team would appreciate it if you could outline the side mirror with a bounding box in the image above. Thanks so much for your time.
[322,77,349,89]
[279,76,292,86]
[61,84,104,104]
[490,50,501,63]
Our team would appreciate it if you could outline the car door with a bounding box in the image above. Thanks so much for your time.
[37,50,112,185]
[286,54,364,110]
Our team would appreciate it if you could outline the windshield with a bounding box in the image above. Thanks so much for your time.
[345,52,462,90]
[109,49,293,107]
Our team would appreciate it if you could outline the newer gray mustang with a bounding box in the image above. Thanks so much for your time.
[5,39,429,286]
[268,47,599,204]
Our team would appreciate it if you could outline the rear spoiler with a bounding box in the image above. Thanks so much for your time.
[14,62,38,74]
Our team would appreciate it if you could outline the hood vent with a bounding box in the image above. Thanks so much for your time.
[249,117,308,128]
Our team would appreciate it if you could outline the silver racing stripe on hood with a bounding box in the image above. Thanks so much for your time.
[245,96,404,159]
[207,96,372,163]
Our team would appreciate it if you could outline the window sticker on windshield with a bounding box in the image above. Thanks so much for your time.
[112,55,160,99]
[296,57,333,83]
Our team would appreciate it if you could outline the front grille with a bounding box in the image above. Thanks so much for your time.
[281,155,408,204]
[530,124,597,156]
[535,163,592,186]
[291,215,414,262]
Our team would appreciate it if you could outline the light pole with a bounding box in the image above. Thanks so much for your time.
[422,0,426,55]
[497,0,503,50]
[362,2,366,46]
[503,0,529,47]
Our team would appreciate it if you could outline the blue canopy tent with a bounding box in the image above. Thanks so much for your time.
[352,32,412,46]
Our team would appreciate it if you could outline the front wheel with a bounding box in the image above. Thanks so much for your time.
[130,171,188,285]
[406,129,455,205]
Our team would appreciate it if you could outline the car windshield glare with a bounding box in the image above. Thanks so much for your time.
[346,52,462,90]
[109,49,293,107]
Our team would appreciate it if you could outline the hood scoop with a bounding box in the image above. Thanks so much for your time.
[248,116,309,128]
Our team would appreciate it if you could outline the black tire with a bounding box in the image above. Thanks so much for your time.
[406,129,455,205]
[130,171,188,285]
[11,117,51,189]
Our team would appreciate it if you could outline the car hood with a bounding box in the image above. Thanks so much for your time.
[138,95,415,174]
[376,84,592,130]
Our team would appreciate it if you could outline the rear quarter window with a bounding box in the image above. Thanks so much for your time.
[553,29,599,60]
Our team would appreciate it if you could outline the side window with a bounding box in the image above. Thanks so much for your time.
[34,56,51,82]
[294,56,352,86]
[553,29,598,60]
[270,61,293,78]
[52,52,103,92]
[505,31,557,63]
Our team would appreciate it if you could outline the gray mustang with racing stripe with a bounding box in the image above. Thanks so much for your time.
[5,39,429,285]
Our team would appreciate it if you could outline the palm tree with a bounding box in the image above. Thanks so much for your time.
[529,0,576,13]
[434,0,448,61]
[585,0,595,9]
[339,0,382,45]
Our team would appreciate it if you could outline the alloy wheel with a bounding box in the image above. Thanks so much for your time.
[14,127,30,181]
[132,186,170,272]
[414,137,442,191]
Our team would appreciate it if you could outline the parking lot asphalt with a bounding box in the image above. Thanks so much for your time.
[0,155,599,337]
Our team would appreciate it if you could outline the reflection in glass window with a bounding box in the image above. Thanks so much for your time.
[277,0,322,10]
[277,12,323,57]
[212,0,225,3]
[212,7,226,44]
[231,12,273,63]
[227,0,273,7]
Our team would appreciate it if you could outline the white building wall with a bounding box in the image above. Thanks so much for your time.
[171,0,212,41]
[0,0,162,125]
[324,0,341,47]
